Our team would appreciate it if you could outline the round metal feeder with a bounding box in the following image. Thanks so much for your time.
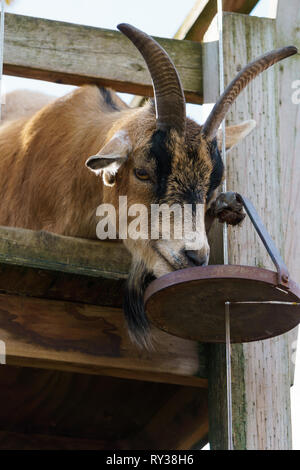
[144,195,300,343]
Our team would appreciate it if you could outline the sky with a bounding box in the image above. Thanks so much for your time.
[1,0,299,450]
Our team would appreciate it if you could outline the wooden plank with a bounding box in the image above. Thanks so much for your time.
[3,13,203,104]
[0,226,130,307]
[0,365,207,450]
[0,293,208,387]
[0,263,126,308]
[0,232,209,446]
[175,0,259,43]
[0,227,208,387]
[207,14,292,449]
[276,0,300,386]
[0,226,131,280]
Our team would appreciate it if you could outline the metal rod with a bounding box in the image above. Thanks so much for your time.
[225,301,233,450]
[231,301,299,305]
[217,1,228,266]
[217,0,233,451]
[237,194,289,286]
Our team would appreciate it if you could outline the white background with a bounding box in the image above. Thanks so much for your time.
[2,0,299,450]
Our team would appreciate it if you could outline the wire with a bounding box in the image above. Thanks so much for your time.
[217,0,233,451]
[225,301,233,450]
[217,0,228,266]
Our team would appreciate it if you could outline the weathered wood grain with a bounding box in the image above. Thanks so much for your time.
[0,226,130,307]
[0,263,126,308]
[0,225,131,279]
[0,292,208,387]
[276,0,300,386]
[0,227,209,387]
[208,14,293,450]
[3,14,203,103]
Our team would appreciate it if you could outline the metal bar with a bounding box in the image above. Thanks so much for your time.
[237,193,290,286]
[231,301,300,305]
[217,0,229,267]
[217,0,233,451]
[225,301,233,450]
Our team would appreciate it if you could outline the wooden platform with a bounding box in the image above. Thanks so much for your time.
[0,226,208,449]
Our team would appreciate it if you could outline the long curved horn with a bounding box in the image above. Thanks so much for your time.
[118,23,186,136]
[202,46,298,140]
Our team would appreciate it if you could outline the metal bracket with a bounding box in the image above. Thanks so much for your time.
[236,193,289,288]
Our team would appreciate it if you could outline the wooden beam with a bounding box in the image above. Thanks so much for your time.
[207,13,292,450]
[175,0,260,43]
[3,14,203,104]
[0,226,208,387]
[0,226,131,308]
[0,293,207,387]
[276,0,300,386]
[0,226,130,280]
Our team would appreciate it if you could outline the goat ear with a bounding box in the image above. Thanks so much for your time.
[217,119,256,152]
[85,130,131,186]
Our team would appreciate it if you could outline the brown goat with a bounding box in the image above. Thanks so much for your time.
[0,24,297,347]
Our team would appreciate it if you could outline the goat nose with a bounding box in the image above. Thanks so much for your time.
[185,250,209,267]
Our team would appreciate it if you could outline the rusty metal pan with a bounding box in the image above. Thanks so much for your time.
[144,265,300,343]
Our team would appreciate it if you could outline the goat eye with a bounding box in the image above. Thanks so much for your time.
[134,168,150,181]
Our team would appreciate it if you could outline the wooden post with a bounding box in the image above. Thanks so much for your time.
[207,13,293,450]
[276,0,300,386]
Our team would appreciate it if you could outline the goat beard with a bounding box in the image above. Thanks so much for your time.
[123,259,155,349]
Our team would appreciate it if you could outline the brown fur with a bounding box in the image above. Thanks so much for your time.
[0,86,152,237]
[0,85,252,347]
